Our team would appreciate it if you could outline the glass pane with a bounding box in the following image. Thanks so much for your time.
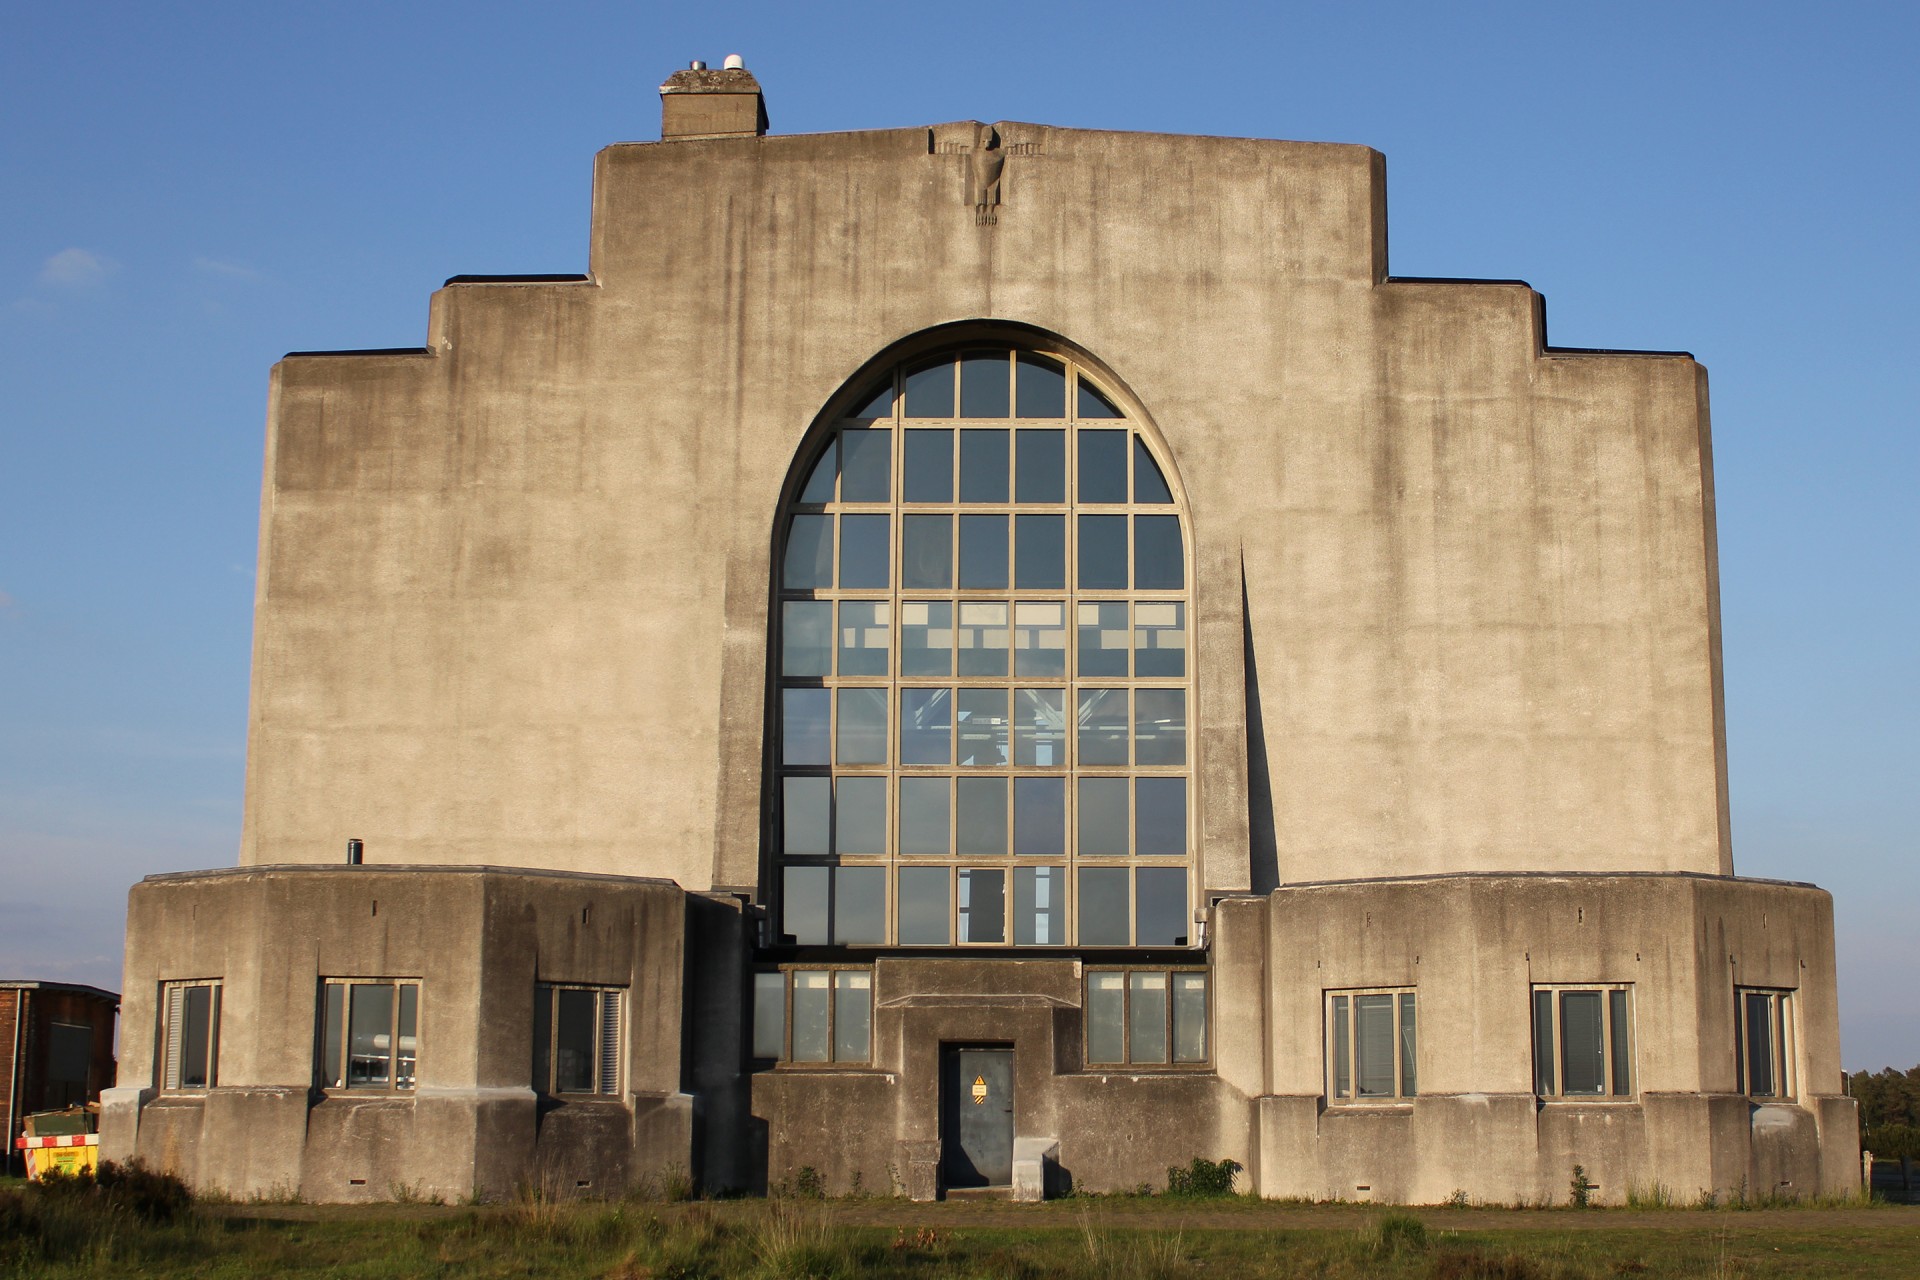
[1077,777,1129,855]
[900,601,953,676]
[902,514,953,590]
[959,428,1010,501]
[798,439,836,503]
[1077,379,1123,419]
[532,985,551,1089]
[903,429,953,503]
[1077,602,1129,677]
[782,776,831,855]
[958,868,1006,943]
[958,515,1008,588]
[1014,688,1066,766]
[1077,514,1127,589]
[1016,428,1066,501]
[1078,868,1130,945]
[1087,972,1126,1063]
[1014,514,1065,589]
[1610,989,1632,1097]
[783,866,830,945]
[850,380,893,419]
[839,427,891,502]
[1174,975,1208,1063]
[837,601,890,677]
[1133,602,1186,677]
[834,972,872,1062]
[955,689,1009,766]
[1134,516,1183,589]
[1355,994,1395,1097]
[956,602,1009,676]
[1135,777,1187,856]
[1135,867,1188,946]
[1560,991,1606,1095]
[1134,437,1173,503]
[782,689,830,765]
[835,777,887,855]
[1014,866,1063,944]
[783,513,833,588]
[1077,689,1130,766]
[1013,600,1067,677]
[182,985,212,1089]
[1013,777,1066,855]
[1134,688,1186,766]
[1532,990,1556,1095]
[1333,996,1351,1098]
[1399,992,1418,1097]
[903,358,953,417]
[838,514,890,589]
[833,866,886,945]
[898,867,951,944]
[899,778,950,855]
[900,687,952,765]
[1130,972,1169,1064]
[1744,992,1773,1097]
[320,984,342,1089]
[956,777,1008,855]
[1078,430,1128,502]
[752,973,786,1059]
[836,688,888,764]
[1015,354,1066,418]
[791,971,830,1063]
[959,353,1011,418]
[556,988,596,1093]
[348,984,394,1087]
[395,985,417,1090]
[782,601,831,677]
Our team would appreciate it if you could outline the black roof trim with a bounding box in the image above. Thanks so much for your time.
[282,346,434,359]
[1386,274,1534,288]
[1541,343,1696,360]
[442,273,591,286]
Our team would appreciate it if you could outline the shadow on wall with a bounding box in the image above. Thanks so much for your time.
[1244,572,1280,894]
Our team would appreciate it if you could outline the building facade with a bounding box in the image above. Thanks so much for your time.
[103,64,1857,1203]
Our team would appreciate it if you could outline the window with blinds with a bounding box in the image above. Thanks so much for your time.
[1327,989,1417,1101]
[533,984,623,1096]
[160,981,220,1091]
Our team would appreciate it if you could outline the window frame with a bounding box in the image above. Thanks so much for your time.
[1735,987,1795,1101]
[317,978,420,1094]
[1531,983,1635,1101]
[1325,987,1418,1103]
[752,965,875,1068]
[159,979,221,1092]
[532,982,624,1098]
[1082,965,1210,1069]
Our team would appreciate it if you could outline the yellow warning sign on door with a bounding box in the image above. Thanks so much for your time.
[971,1074,988,1104]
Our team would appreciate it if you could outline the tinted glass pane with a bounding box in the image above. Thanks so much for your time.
[1079,430,1128,502]
[1400,993,1418,1097]
[838,427,891,502]
[783,514,833,588]
[1016,428,1066,501]
[1744,992,1773,1096]
[1133,602,1186,677]
[1134,688,1186,766]
[1013,600,1067,677]
[1015,354,1066,418]
[1077,689,1130,766]
[182,985,213,1089]
[959,354,1011,418]
[1087,972,1125,1062]
[955,689,1009,766]
[1354,994,1395,1097]
[752,973,786,1059]
[956,777,1008,855]
[1078,868,1130,945]
[898,867,951,944]
[837,601,890,676]
[899,778,951,855]
[1077,380,1123,419]
[901,514,953,590]
[395,984,417,1088]
[834,972,872,1062]
[838,514,891,589]
[958,515,1008,588]
[958,868,1006,943]
[836,688,888,764]
[835,777,888,855]
[899,687,952,765]
[1135,777,1187,856]
[960,428,1010,502]
[900,601,953,676]
[1173,974,1208,1063]
[348,984,394,1086]
[783,866,830,945]
[1014,514,1065,589]
[1134,437,1173,503]
[1130,972,1168,1064]
[1134,516,1183,589]
[1014,688,1066,766]
[1013,777,1066,854]
[1332,995,1350,1097]
[799,439,836,503]
[850,381,893,419]
[782,601,831,677]
[791,971,830,1062]
[833,866,886,945]
[782,688,830,765]
[1077,514,1127,589]
[1610,989,1632,1096]
[1014,866,1063,944]
[1560,991,1606,1095]
[1077,777,1129,855]
[956,602,1009,675]
[1077,601,1129,677]
[903,429,953,503]
[1135,867,1188,946]
[1532,990,1556,1094]
[782,776,830,855]
[556,988,597,1093]
[903,358,953,417]
[320,985,341,1089]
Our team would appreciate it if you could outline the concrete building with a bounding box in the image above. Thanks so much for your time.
[103,62,1857,1204]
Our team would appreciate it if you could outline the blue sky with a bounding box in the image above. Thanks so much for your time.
[2,2,1914,1069]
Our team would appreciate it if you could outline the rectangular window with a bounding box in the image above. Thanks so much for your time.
[161,981,220,1091]
[319,979,418,1092]
[532,984,622,1096]
[1531,984,1633,1099]
[1084,968,1208,1067]
[1736,988,1793,1099]
[753,968,873,1066]
[1327,989,1417,1100]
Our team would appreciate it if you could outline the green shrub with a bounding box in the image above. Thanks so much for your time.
[1163,1156,1242,1198]
[1568,1164,1596,1208]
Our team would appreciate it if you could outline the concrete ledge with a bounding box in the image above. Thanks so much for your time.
[1012,1136,1059,1202]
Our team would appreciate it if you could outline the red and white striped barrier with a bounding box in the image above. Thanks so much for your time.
[15,1133,99,1149]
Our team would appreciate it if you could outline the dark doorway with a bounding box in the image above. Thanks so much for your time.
[941,1046,1014,1188]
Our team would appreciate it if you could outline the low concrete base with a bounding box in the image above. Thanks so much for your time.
[1012,1137,1060,1202]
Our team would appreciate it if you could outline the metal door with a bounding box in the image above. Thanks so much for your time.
[942,1046,1014,1187]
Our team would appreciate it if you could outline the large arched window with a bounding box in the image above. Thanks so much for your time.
[773,344,1191,949]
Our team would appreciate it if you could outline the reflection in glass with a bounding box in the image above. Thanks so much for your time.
[1078,777,1130,855]
[1135,777,1187,856]
[1077,514,1127,589]
[904,359,954,417]
[1135,867,1188,945]
[836,688,888,764]
[1173,974,1208,1063]
[1077,601,1129,677]
[1013,600,1067,677]
[839,428,891,502]
[1133,688,1185,765]
[902,515,952,589]
[782,601,831,677]
[783,514,833,588]
[899,778,950,855]
[1014,689,1065,766]
[1078,868,1130,945]
[1077,689,1130,766]
[834,867,886,945]
[838,601,890,677]
[1134,437,1173,503]
[955,689,1009,766]
[791,971,830,1062]
[1087,972,1125,1061]
[834,971,872,1061]
[839,514,890,589]
[960,428,1010,501]
[957,777,1008,855]
[958,515,1008,588]
[1014,866,1063,944]
[799,440,836,503]
[1015,354,1066,418]
[958,868,1006,943]
[1134,516,1183,589]
[960,354,1011,418]
[1355,994,1395,1097]
[782,688,830,765]
[1133,602,1186,677]
[899,688,952,765]
[956,602,1009,676]
[1016,429,1065,501]
[836,777,887,855]
[903,429,953,503]
[1078,431,1128,502]
[782,776,830,855]
[555,988,596,1093]
[752,972,785,1059]
[898,867,950,944]
[1014,777,1065,854]
[1130,972,1168,1064]
[851,381,893,419]
[1077,380,1123,419]
[783,867,829,944]
[900,601,953,676]
[347,984,394,1086]
[1014,514,1065,589]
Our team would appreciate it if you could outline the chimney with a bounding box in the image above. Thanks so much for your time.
[659,55,768,141]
